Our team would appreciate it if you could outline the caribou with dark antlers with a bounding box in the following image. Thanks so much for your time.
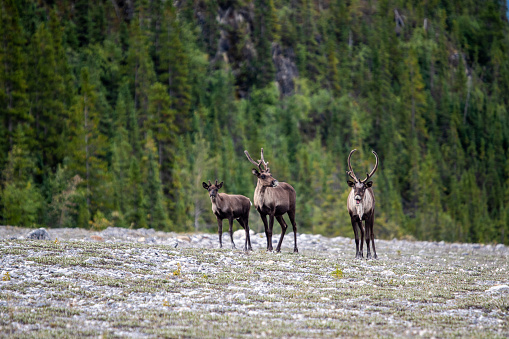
[346,149,379,259]
[202,180,253,251]
[244,148,298,253]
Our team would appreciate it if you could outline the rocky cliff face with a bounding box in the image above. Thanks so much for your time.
[272,43,298,96]
[212,3,298,97]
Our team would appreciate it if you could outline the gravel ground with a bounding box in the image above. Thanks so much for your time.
[0,225,508,338]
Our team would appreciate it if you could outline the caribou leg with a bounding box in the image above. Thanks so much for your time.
[369,217,377,259]
[245,218,253,251]
[238,217,252,251]
[228,218,236,249]
[217,217,223,248]
[288,210,298,253]
[260,212,271,251]
[351,216,361,259]
[268,214,275,252]
[275,215,288,252]
[365,220,372,259]
[352,216,364,259]
[358,220,365,259]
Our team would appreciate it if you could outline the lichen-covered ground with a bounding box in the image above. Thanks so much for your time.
[0,226,508,338]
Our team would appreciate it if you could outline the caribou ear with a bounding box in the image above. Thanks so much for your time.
[365,181,373,188]
[347,180,355,187]
[217,181,223,189]
[252,168,260,177]
[202,182,209,189]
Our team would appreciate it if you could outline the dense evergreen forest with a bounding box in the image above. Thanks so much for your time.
[1,0,508,244]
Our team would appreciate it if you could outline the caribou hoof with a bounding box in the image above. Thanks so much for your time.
[293,248,299,253]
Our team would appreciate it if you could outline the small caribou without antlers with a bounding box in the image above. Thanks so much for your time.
[202,180,253,251]
[244,148,298,253]
[346,149,379,259]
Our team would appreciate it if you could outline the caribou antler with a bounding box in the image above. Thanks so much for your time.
[245,150,263,171]
[361,150,379,182]
[260,148,270,172]
[245,148,270,172]
[346,149,359,183]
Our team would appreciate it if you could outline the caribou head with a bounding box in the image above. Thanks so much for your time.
[244,148,279,188]
[346,149,379,205]
[202,180,223,201]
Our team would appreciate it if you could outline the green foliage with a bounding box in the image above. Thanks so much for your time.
[172,262,182,276]
[0,0,507,244]
[331,267,343,279]
[2,180,42,227]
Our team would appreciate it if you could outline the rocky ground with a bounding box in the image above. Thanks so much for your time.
[0,225,508,338]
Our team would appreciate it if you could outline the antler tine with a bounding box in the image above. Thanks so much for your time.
[244,150,262,171]
[361,150,379,182]
[215,179,218,186]
[208,180,212,186]
[260,148,270,172]
[347,149,359,183]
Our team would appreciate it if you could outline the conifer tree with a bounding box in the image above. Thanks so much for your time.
[66,67,109,217]
[253,0,279,88]
[110,128,131,227]
[158,1,191,131]
[28,15,71,168]
[1,125,42,226]
[142,131,170,230]
[126,157,147,228]
[0,0,29,162]
[126,19,156,126]
[146,82,176,187]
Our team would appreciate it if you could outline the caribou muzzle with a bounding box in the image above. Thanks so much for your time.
[272,180,279,187]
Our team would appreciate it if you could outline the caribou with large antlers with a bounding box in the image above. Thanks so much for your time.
[244,148,298,253]
[346,149,379,259]
[202,180,253,251]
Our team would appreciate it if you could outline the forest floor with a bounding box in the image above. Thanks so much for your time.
[0,226,508,338]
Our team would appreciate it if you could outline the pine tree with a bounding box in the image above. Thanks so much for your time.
[28,14,72,168]
[126,157,147,228]
[146,82,176,187]
[1,125,42,226]
[253,0,279,88]
[126,19,156,127]
[158,1,191,131]
[110,128,131,227]
[66,67,109,218]
[74,0,91,46]
[142,131,170,230]
[116,82,142,156]
[0,0,30,165]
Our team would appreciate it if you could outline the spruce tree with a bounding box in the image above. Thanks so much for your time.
[142,131,170,230]
[0,0,29,164]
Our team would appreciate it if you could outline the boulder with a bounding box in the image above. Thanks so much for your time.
[25,228,50,240]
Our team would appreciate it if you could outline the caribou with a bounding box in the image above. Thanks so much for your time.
[346,149,379,259]
[244,148,298,253]
[202,180,253,251]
